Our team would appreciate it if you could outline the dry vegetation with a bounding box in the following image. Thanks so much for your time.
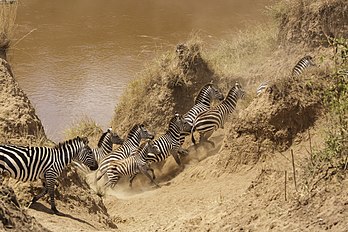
[0,1,17,60]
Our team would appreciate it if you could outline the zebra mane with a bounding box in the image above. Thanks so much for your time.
[53,137,84,149]
[97,131,109,147]
[226,86,237,98]
[194,83,213,104]
[168,115,181,128]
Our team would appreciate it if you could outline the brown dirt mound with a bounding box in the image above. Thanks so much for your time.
[219,74,324,167]
[112,42,219,135]
[0,185,48,232]
[278,0,348,47]
[0,58,46,143]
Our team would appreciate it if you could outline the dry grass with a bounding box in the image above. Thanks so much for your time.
[64,117,103,146]
[204,23,277,80]
[0,1,18,49]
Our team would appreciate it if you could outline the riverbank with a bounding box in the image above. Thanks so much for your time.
[1,0,347,231]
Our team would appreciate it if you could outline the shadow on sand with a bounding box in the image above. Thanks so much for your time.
[30,202,97,229]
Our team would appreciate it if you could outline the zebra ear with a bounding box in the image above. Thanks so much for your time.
[82,137,89,144]
[107,127,112,132]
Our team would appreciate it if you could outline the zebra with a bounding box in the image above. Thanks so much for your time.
[256,55,316,96]
[72,128,123,174]
[191,82,245,146]
[97,139,161,189]
[96,124,154,183]
[0,136,97,214]
[256,80,270,96]
[128,113,191,186]
[292,55,316,77]
[179,82,224,148]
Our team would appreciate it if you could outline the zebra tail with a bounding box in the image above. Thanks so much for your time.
[191,125,196,145]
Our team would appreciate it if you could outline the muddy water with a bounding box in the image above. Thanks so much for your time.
[10,0,270,141]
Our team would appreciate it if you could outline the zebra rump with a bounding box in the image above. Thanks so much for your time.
[292,55,316,77]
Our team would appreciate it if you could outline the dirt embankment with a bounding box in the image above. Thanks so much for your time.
[0,59,117,231]
[0,58,46,144]
[105,0,347,231]
[112,41,220,136]
[277,0,348,47]
[1,0,347,231]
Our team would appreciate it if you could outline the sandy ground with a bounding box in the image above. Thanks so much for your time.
[23,126,348,232]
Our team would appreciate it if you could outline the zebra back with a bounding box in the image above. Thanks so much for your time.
[256,81,269,96]
[292,55,316,77]
[0,136,95,182]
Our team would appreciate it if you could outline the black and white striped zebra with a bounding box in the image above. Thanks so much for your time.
[0,137,96,214]
[98,139,161,189]
[96,124,154,182]
[179,83,224,147]
[128,113,191,186]
[73,128,123,173]
[256,80,270,96]
[256,55,316,96]
[94,128,124,163]
[292,55,316,77]
[191,82,245,146]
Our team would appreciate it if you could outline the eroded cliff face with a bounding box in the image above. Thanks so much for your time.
[0,58,46,144]
[278,0,348,47]
[0,58,48,231]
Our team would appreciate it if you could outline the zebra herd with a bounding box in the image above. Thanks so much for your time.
[0,55,315,215]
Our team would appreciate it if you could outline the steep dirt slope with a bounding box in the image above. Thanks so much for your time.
[0,58,46,144]
[0,59,117,231]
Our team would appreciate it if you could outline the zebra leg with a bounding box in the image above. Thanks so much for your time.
[129,174,137,188]
[129,168,155,188]
[31,179,48,205]
[148,168,156,180]
[45,173,61,215]
[139,165,159,188]
[105,170,120,189]
[200,131,215,147]
[171,151,182,166]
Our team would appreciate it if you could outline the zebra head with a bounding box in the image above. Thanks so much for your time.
[75,137,98,171]
[195,83,224,105]
[107,128,124,145]
[144,139,161,156]
[234,82,245,100]
[304,55,316,66]
[138,124,155,140]
[171,113,191,133]
[209,83,224,101]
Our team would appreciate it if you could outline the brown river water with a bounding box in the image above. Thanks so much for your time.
[9,0,270,141]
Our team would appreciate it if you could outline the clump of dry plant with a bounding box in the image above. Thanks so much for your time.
[0,0,18,58]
